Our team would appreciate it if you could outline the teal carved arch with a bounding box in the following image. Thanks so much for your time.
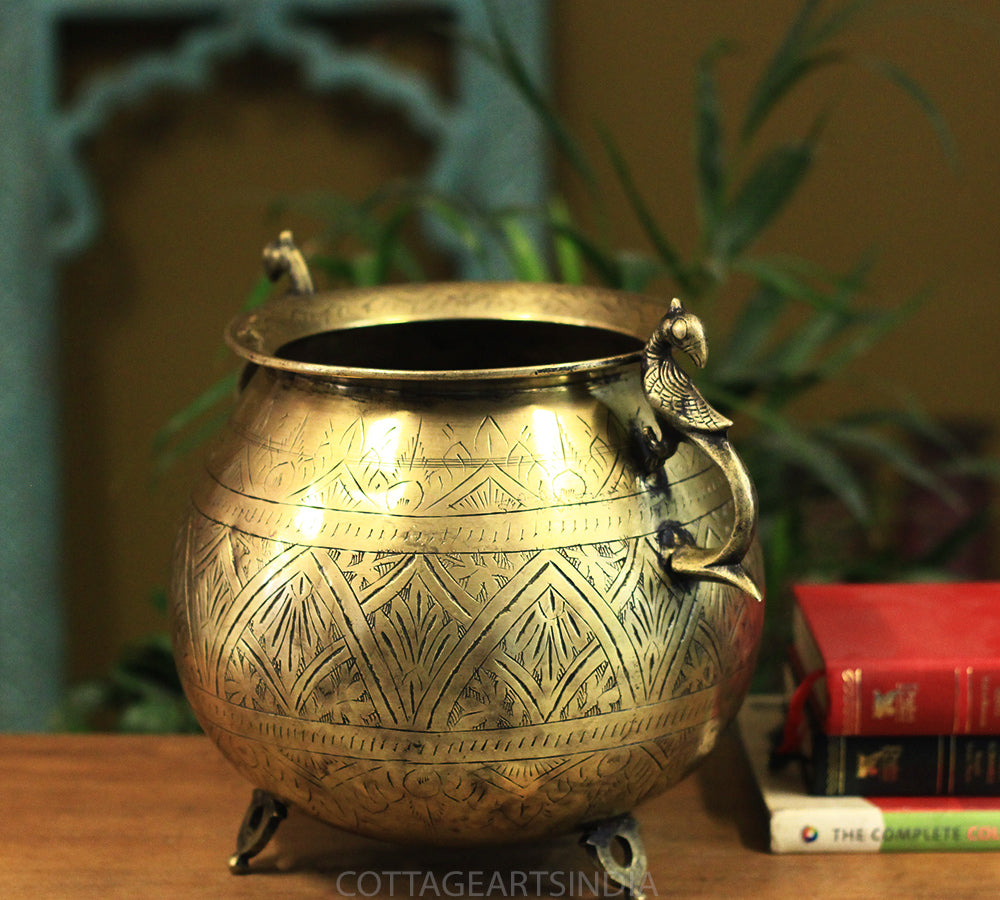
[0,0,548,729]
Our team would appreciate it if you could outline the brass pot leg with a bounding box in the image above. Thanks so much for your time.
[228,789,288,874]
[582,813,649,900]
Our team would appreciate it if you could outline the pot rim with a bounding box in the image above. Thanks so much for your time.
[225,281,668,385]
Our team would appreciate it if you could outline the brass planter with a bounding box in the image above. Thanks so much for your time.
[168,236,764,878]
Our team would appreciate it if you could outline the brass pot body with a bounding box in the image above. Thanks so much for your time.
[169,282,764,845]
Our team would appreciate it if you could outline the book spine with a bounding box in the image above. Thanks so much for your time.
[793,607,1000,735]
[823,663,1000,735]
[808,732,1000,796]
[771,807,1000,853]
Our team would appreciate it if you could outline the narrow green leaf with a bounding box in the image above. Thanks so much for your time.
[740,0,867,142]
[694,40,732,236]
[421,195,487,256]
[152,371,238,454]
[763,306,852,379]
[747,309,893,408]
[804,251,874,309]
[479,2,599,192]
[597,124,692,294]
[547,221,624,287]
[812,288,928,381]
[153,405,234,477]
[716,284,790,378]
[729,286,921,410]
[713,255,881,403]
[310,254,362,285]
[860,55,958,167]
[741,0,826,142]
[743,49,844,146]
[715,135,817,259]
[759,506,802,611]
[819,420,958,503]
[734,254,862,311]
[616,252,667,293]
[809,0,877,46]
[937,456,1000,482]
[837,406,961,454]
[547,198,585,284]
[243,274,277,311]
[371,204,426,285]
[710,385,873,522]
[762,429,871,524]
[497,215,551,282]
[349,252,380,287]
[150,587,168,616]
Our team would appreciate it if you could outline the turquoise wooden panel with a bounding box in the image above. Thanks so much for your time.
[0,0,549,729]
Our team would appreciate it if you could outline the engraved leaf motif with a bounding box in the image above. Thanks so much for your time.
[505,587,591,694]
[450,668,515,730]
[338,549,406,592]
[474,415,508,456]
[591,675,623,716]
[572,664,622,717]
[558,542,629,593]
[677,638,719,695]
[370,574,463,720]
[330,666,379,725]
[438,552,509,601]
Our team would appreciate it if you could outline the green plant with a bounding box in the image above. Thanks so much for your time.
[52,591,201,733]
[62,0,992,728]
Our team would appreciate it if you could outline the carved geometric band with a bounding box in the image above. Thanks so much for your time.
[190,684,722,764]
[192,481,667,552]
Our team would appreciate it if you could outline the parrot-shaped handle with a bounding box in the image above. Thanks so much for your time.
[641,298,762,602]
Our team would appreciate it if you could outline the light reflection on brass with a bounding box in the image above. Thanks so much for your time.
[169,238,764,849]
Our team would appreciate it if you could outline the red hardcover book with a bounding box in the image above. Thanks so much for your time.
[792,582,1000,736]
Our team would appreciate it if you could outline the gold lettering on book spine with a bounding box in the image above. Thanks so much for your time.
[955,665,974,733]
[842,667,862,733]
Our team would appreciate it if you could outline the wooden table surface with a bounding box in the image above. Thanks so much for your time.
[3,728,999,899]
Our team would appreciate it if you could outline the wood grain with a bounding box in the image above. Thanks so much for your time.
[2,730,998,898]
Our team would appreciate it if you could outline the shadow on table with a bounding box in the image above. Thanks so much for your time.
[241,808,618,897]
[695,724,770,853]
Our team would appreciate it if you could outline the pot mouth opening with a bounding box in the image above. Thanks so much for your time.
[274,318,644,377]
[226,282,665,384]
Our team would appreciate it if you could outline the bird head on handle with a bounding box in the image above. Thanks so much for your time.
[655,297,708,368]
[262,230,314,296]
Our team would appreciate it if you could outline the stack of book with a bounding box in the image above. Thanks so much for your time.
[739,581,1000,853]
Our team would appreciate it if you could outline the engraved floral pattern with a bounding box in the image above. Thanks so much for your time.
[171,367,763,842]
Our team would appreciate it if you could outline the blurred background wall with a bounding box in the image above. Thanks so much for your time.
[53,0,999,687]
